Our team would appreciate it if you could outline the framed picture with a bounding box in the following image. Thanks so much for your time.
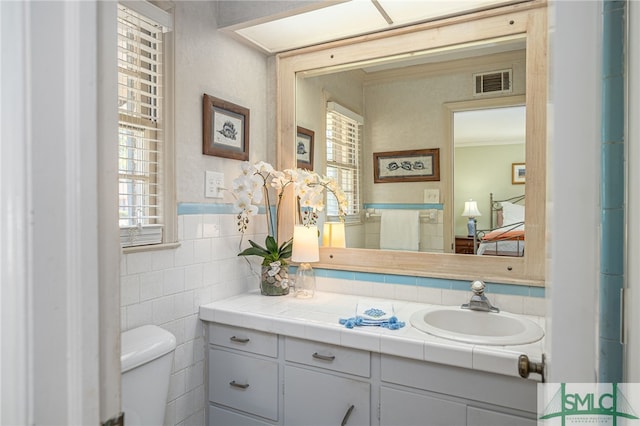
[512,162,526,184]
[296,126,314,170]
[203,94,249,160]
[373,148,440,183]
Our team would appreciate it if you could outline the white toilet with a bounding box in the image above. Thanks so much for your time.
[121,325,176,426]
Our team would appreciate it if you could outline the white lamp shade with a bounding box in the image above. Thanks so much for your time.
[462,200,482,217]
[292,225,320,263]
[322,222,346,248]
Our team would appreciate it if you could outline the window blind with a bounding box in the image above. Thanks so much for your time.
[118,5,165,246]
[326,102,363,220]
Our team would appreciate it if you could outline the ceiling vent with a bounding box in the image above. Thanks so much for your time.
[473,69,512,96]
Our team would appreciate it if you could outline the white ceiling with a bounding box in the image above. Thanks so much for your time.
[454,106,526,147]
[223,1,527,147]
[228,0,521,54]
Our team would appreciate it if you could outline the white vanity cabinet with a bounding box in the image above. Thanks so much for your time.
[284,337,371,426]
[207,323,279,426]
[205,319,539,426]
[380,355,537,426]
[206,324,372,426]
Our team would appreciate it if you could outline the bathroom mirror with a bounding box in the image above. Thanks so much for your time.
[277,2,547,286]
[296,49,527,254]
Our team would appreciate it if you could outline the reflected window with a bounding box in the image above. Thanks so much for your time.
[325,102,363,221]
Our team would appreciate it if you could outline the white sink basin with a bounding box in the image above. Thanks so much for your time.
[410,306,544,346]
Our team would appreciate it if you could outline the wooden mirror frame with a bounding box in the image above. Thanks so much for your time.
[276,1,547,286]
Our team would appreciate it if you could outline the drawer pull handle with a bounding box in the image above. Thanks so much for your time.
[229,336,250,343]
[341,404,355,426]
[312,352,336,362]
[229,380,250,389]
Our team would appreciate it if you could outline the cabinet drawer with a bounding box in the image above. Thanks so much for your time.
[380,386,466,426]
[284,366,370,426]
[209,323,277,358]
[208,349,278,421]
[285,337,370,377]
[381,355,536,413]
[467,406,536,426]
[208,405,273,426]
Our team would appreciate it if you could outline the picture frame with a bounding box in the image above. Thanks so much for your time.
[512,162,526,184]
[203,94,250,160]
[373,148,440,183]
[296,126,315,170]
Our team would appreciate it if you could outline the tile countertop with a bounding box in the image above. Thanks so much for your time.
[199,290,545,381]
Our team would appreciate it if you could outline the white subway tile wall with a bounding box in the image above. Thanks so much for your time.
[120,213,267,426]
[120,212,544,426]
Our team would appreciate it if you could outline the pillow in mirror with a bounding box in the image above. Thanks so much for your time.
[501,201,525,227]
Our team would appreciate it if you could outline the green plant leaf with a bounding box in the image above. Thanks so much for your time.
[265,235,278,253]
[248,239,266,250]
[278,239,293,259]
[238,246,270,257]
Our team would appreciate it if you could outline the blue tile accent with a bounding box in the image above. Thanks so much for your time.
[178,202,234,215]
[364,203,443,210]
[486,283,530,296]
[601,208,624,275]
[384,274,417,286]
[602,76,625,142]
[598,337,623,382]
[177,202,267,215]
[599,274,623,341]
[451,280,473,292]
[322,269,356,280]
[529,286,546,298]
[315,268,545,297]
[602,2,625,77]
[354,272,386,283]
[601,143,625,208]
[416,277,453,289]
[599,0,625,383]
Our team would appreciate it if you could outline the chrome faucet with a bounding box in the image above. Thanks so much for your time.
[461,280,500,313]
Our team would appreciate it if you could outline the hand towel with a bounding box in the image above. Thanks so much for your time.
[356,301,394,323]
[380,210,420,251]
[339,301,405,330]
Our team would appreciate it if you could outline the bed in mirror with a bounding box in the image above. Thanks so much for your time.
[276,1,547,286]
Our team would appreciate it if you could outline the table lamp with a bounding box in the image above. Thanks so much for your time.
[462,199,482,237]
[322,222,346,248]
[292,225,319,298]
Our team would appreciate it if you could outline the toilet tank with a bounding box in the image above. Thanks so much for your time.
[121,325,176,426]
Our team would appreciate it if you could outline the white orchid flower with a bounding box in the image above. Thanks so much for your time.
[255,161,274,174]
[240,161,256,176]
[270,171,290,191]
[233,193,259,215]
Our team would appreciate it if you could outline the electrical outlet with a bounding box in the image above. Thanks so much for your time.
[205,171,224,198]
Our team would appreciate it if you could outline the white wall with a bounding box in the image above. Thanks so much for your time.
[119,2,272,425]
[1,1,117,424]
[547,0,601,382]
[175,3,271,204]
[363,51,526,206]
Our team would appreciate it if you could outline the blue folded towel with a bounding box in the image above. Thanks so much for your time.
[339,302,405,330]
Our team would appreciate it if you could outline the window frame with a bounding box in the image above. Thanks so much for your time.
[118,1,176,251]
[325,101,363,223]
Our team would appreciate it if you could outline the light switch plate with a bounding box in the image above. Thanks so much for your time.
[424,189,440,203]
[205,171,224,198]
